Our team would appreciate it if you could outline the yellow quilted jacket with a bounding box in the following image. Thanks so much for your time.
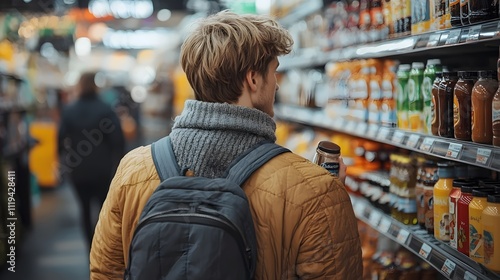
[90,145,362,279]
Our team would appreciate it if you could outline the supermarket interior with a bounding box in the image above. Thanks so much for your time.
[2,0,500,279]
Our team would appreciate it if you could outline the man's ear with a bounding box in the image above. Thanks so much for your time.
[245,70,258,92]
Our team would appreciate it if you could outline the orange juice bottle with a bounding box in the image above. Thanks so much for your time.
[381,60,398,127]
[483,195,500,273]
[469,189,495,264]
[367,60,383,124]
[434,162,455,242]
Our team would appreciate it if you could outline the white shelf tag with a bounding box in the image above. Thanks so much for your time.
[446,143,462,159]
[397,229,410,244]
[378,127,390,140]
[369,211,382,227]
[464,271,477,280]
[466,25,481,42]
[476,148,491,165]
[407,134,420,148]
[354,201,365,216]
[358,122,368,134]
[368,124,379,138]
[445,29,461,45]
[420,137,435,152]
[418,243,432,259]
[441,259,456,277]
[392,131,405,144]
[379,217,391,233]
[427,34,441,47]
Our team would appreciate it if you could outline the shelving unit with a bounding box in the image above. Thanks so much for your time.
[275,104,500,172]
[279,19,500,71]
[351,194,500,280]
[275,2,500,279]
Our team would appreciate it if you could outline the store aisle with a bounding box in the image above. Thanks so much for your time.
[0,182,90,280]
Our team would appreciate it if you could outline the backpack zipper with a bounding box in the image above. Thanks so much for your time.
[131,211,252,271]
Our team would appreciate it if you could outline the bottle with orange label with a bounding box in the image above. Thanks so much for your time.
[434,162,455,242]
[482,194,500,273]
[381,60,398,127]
[469,189,495,264]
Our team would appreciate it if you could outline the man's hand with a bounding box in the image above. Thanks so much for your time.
[338,156,346,185]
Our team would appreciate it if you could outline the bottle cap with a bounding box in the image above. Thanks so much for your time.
[472,188,495,197]
[412,62,425,69]
[398,64,411,71]
[487,195,500,203]
[426,59,441,66]
[461,185,478,193]
[437,162,454,178]
[453,179,475,188]
[317,141,341,154]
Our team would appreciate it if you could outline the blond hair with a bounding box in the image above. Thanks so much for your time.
[180,10,293,103]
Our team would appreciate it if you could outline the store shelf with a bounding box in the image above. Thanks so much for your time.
[350,194,500,280]
[277,0,323,27]
[275,104,500,172]
[278,20,500,71]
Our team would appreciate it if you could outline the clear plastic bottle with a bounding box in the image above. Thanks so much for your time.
[313,141,341,177]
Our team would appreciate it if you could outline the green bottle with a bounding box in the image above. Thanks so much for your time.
[408,62,425,132]
[397,64,411,130]
[422,59,442,135]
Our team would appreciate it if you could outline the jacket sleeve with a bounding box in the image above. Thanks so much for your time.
[90,160,127,280]
[295,180,363,279]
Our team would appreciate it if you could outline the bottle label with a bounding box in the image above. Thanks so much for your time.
[470,223,483,259]
[320,162,340,176]
[484,230,494,265]
[422,77,433,101]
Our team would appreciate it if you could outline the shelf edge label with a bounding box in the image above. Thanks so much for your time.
[446,143,463,159]
[419,243,432,259]
[420,137,435,152]
[464,271,478,280]
[441,259,456,277]
[476,148,491,165]
[397,229,410,244]
[407,134,421,148]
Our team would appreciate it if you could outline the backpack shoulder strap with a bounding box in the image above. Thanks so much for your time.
[151,136,181,181]
[226,142,290,186]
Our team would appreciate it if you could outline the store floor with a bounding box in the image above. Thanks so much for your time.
[0,182,90,280]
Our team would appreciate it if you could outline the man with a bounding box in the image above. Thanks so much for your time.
[90,11,362,279]
[58,72,125,250]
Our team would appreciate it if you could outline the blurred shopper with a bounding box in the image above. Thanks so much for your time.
[58,72,125,250]
[90,11,362,279]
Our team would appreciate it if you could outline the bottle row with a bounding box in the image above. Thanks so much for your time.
[347,153,500,274]
[284,0,500,53]
[396,60,500,147]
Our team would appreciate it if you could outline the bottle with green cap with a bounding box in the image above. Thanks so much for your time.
[408,62,425,132]
[396,64,411,129]
[422,59,442,134]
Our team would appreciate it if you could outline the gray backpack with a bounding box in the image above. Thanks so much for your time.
[124,136,289,280]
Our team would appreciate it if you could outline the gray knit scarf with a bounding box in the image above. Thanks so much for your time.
[169,100,277,178]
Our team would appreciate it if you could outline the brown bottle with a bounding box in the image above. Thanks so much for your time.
[469,0,498,23]
[450,0,462,26]
[438,72,458,138]
[492,61,500,146]
[472,70,498,144]
[431,72,443,136]
[454,71,477,141]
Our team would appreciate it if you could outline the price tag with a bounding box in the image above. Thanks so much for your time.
[346,121,357,132]
[358,122,368,134]
[379,218,391,233]
[397,229,410,244]
[369,211,382,226]
[354,201,365,216]
[333,118,343,129]
[446,143,463,159]
[464,271,478,280]
[392,131,405,144]
[441,259,456,277]
[368,124,379,138]
[427,33,441,47]
[476,148,491,165]
[378,127,391,140]
[418,243,432,259]
[466,25,481,42]
[407,134,420,148]
[445,29,461,45]
[420,137,435,152]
